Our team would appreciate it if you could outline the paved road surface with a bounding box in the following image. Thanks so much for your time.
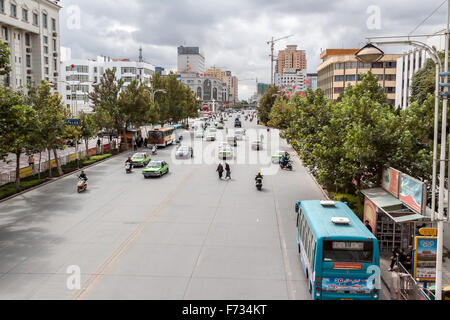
[0,115,329,299]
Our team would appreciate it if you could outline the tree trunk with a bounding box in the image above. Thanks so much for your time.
[48,149,52,178]
[122,127,128,151]
[38,151,42,180]
[15,151,21,191]
[53,148,63,176]
[85,138,89,159]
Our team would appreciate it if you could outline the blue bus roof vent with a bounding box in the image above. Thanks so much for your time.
[320,200,336,207]
[331,217,350,225]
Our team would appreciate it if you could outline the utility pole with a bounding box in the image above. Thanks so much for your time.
[436,0,450,301]
[266,34,294,85]
[138,46,144,84]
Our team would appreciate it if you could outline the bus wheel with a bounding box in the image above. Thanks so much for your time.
[298,243,301,254]
[308,279,312,294]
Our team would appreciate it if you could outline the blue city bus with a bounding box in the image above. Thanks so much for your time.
[294,200,380,300]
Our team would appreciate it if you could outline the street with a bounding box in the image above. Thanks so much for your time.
[0,115,333,299]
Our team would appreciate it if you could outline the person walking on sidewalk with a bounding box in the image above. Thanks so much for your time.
[391,265,409,300]
[225,162,231,180]
[28,154,35,168]
[216,163,224,179]
[389,247,401,271]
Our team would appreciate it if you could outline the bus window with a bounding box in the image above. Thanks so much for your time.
[323,240,373,263]
[149,131,163,139]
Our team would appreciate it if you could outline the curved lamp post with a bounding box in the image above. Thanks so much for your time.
[356,37,446,299]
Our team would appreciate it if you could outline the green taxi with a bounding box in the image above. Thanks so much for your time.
[142,160,169,178]
[131,152,151,167]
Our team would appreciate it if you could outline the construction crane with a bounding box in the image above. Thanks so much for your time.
[266,34,294,85]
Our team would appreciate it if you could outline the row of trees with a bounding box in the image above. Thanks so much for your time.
[259,71,438,194]
[1,39,201,190]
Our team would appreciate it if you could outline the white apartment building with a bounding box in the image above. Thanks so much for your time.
[177,46,205,74]
[306,73,318,91]
[395,31,447,109]
[275,68,307,93]
[0,0,61,90]
[60,55,155,115]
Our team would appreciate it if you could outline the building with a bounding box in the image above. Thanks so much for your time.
[306,73,318,91]
[0,0,61,90]
[317,49,401,104]
[257,82,270,99]
[179,71,225,112]
[395,31,447,109]
[177,46,205,74]
[155,66,165,76]
[276,45,307,74]
[60,54,155,115]
[204,67,238,105]
[275,68,307,93]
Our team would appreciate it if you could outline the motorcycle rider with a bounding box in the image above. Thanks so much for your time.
[255,171,263,181]
[79,170,88,182]
[280,155,285,168]
[125,157,133,171]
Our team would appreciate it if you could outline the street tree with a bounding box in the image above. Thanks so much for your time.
[0,87,39,190]
[257,85,280,125]
[79,111,99,158]
[0,40,11,76]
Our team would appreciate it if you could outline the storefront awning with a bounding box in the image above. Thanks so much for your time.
[361,187,426,223]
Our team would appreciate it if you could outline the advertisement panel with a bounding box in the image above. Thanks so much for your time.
[322,277,372,295]
[414,236,437,282]
[45,159,57,170]
[88,147,97,156]
[103,144,110,152]
[399,174,425,214]
[19,166,33,179]
[363,197,377,236]
[381,168,399,198]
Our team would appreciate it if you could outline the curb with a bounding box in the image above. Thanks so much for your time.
[0,151,123,203]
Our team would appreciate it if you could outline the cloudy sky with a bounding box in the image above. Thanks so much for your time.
[59,0,450,100]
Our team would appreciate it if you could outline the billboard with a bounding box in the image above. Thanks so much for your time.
[399,174,425,214]
[322,277,372,295]
[363,197,377,236]
[381,167,399,198]
[414,236,437,282]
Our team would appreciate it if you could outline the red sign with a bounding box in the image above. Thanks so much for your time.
[103,144,110,152]
[382,168,399,198]
[363,197,377,236]
[88,147,97,156]
[333,263,363,270]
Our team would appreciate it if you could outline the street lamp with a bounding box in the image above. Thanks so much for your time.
[356,34,446,299]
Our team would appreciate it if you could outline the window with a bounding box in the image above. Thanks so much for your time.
[358,62,371,69]
[385,74,396,81]
[0,0,4,14]
[1,26,8,42]
[10,3,17,18]
[346,75,356,81]
[43,35,48,44]
[371,62,383,68]
[93,67,97,73]
[334,75,344,82]
[22,8,28,21]
[51,18,56,31]
[44,56,48,65]
[33,12,38,25]
[25,33,30,46]
[52,39,56,51]
[385,61,396,68]
[323,240,373,263]
[334,87,344,94]
[42,13,47,28]
[45,67,49,75]
[345,62,356,69]
[53,58,57,70]
[26,54,31,67]
[44,46,48,54]
[385,87,395,94]
[334,63,345,70]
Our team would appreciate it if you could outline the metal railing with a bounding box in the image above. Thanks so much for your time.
[395,262,431,300]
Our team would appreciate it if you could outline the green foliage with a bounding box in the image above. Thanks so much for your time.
[257,85,279,124]
[82,153,112,166]
[267,98,294,130]
[0,40,11,76]
[331,193,364,220]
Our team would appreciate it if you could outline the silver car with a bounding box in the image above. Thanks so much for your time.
[175,145,193,158]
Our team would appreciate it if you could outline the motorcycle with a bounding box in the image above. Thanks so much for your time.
[280,160,293,171]
[151,145,157,155]
[255,177,263,191]
[77,177,88,193]
[125,162,132,173]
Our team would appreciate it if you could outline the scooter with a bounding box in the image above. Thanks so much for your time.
[280,160,293,171]
[77,177,87,193]
[125,162,132,173]
[255,177,263,191]
[151,145,157,155]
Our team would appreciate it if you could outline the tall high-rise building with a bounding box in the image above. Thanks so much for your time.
[0,0,62,90]
[204,67,238,104]
[177,46,205,74]
[276,45,307,74]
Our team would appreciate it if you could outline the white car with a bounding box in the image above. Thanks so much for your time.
[208,127,217,133]
[175,145,193,158]
[195,130,204,138]
[218,145,233,159]
[206,132,216,141]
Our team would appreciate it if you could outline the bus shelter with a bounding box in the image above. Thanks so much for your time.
[361,187,426,253]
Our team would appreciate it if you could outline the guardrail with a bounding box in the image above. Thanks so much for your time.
[396,262,431,300]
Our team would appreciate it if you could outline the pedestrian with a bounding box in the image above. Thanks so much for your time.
[364,220,373,233]
[391,265,409,300]
[144,137,148,148]
[97,138,101,147]
[404,245,413,273]
[389,247,401,271]
[399,248,407,266]
[225,162,231,180]
[134,141,137,151]
[216,163,224,179]
[28,154,35,167]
